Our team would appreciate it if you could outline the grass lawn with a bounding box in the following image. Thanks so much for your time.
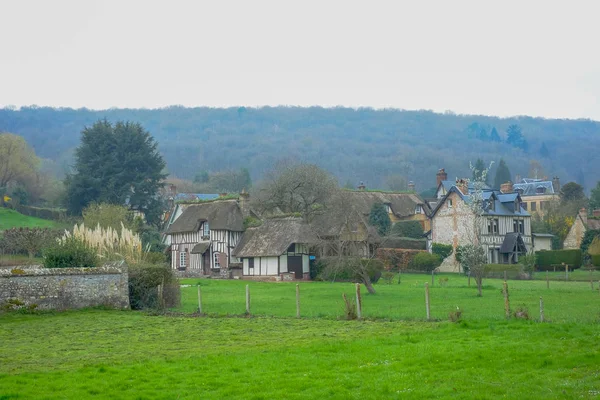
[177,274,600,323]
[0,208,59,231]
[1,310,600,399]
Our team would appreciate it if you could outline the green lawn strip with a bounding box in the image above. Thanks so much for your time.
[178,275,600,323]
[1,311,599,399]
[0,208,58,230]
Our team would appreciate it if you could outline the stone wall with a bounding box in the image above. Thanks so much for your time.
[0,262,129,310]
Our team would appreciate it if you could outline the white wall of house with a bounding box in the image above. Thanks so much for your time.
[243,256,279,276]
[302,254,309,273]
[279,255,288,273]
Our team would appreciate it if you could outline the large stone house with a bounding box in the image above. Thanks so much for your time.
[513,176,560,216]
[430,181,532,270]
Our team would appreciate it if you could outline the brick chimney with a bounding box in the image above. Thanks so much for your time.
[456,178,469,195]
[552,176,560,193]
[500,181,513,194]
[593,209,600,218]
[436,168,447,187]
[357,181,366,190]
[238,189,251,217]
[408,181,415,192]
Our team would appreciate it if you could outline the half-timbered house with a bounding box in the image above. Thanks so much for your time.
[233,217,316,280]
[165,200,244,275]
[430,183,532,268]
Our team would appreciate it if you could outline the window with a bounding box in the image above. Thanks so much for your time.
[514,200,520,212]
[203,222,210,237]
[415,205,423,214]
[513,219,524,234]
[448,199,453,208]
[248,257,254,270]
[531,202,537,211]
[536,186,546,194]
[487,218,499,234]
[287,243,295,253]
[488,199,495,212]
[179,250,187,268]
[522,202,528,211]
[384,203,392,213]
[540,201,546,210]
[213,252,220,269]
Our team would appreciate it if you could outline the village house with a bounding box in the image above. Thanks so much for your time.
[233,217,315,280]
[563,208,600,249]
[430,179,532,270]
[164,199,246,276]
[513,176,560,216]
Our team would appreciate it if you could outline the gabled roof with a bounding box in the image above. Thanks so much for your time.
[500,232,528,253]
[513,180,555,196]
[430,186,530,218]
[174,193,220,202]
[340,190,430,217]
[165,200,244,234]
[438,180,491,194]
[232,217,316,257]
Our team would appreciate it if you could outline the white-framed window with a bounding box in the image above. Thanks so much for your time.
[415,205,423,214]
[448,199,453,208]
[487,218,499,234]
[513,219,524,234]
[180,250,187,268]
[203,222,210,237]
[213,252,220,269]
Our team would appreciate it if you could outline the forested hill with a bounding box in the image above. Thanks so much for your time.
[1,106,598,193]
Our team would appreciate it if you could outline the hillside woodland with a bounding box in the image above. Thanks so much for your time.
[0,106,598,194]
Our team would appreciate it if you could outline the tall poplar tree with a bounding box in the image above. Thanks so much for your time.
[493,159,512,189]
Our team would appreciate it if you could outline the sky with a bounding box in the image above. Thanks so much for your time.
[1,0,599,120]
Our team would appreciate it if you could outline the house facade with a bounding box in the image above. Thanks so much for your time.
[430,183,532,270]
[233,217,315,280]
[165,200,244,275]
[513,177,560,216]
[563,208,600,249]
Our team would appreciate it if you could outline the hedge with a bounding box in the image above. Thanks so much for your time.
[409,252,441,272]
[592,254,600,267]
[375,248,425,271]
[483,264,526,279]
[380,236,427,250]
[14,204,66,221]
[390,221,424,239]
[317,257,384,283]
[535,249,582,270]
[432,243,453,260]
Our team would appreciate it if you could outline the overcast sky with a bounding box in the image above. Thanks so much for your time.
[1,0,599,120]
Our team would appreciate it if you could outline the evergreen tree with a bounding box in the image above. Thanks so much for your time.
[65,120,167,226]
[369,202,391,236]
[506,124,528,151]
[493,159,512,189]
[590,181,600,211]
[489,127,501,142]
[477,127,489,141]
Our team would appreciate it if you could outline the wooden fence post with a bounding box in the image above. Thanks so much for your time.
[564,263,568,281]
[539,296,544,323]
[425,282,431,321]
[197,285,202,314]
[245,284,250,315]
[296,284,300,318]
[355,283,362,320]
[546,270,549,289]
[157,284,164,309]
[431,270,434,286]
[503,281,510,319]
[590,269,594,290]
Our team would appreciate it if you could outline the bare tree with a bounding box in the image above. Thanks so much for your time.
[251,160,338,221]
[459,162,493,297]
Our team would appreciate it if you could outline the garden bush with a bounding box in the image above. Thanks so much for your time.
[432,243,453,261]
[380,237,426,250]
[408,252,441,272]
[375,248,424,271]
[318,257,384,283]
[128,263,180,310]
[535,249,583,270]
[592,254,600,267]
[43,237,99,268]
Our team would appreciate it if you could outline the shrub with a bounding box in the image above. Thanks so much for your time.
[381,271,395,284]
[2,227,61,258]
[592,254,600,267]
[128,263,180,310]
[341,293,357,320]
[432,243,453,261]
[43,237,99,268]
[409,252,441,272]
[391,221,424,239]
[375,248,424,271]
[535,249,583,270]
[318,257,384,283]
[380,237,427,250]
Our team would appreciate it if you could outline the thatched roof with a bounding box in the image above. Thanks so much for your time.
[233,217,316,257]
[165,200,244,234]
[341,191,429,217]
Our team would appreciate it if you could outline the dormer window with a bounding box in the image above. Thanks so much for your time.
[384,203,392,213]
[514,200,520,212]
[415,205,423,214]
[488,199,495,212]
[203,222,210,237]
[536,186,546,194]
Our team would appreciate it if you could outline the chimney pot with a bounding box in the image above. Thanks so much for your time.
[552,176,560,193]
[436,168,448,187]
[500,181,514,194]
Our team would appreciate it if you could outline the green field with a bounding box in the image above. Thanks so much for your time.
[177,273,600,323]
[0,208,58,230]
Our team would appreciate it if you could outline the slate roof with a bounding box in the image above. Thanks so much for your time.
[513,180,555,196]
[165,200,244,234]
[233,217,316,257]
[430,186,530,218]
[500,232,528,253]
[439,180,490,193]
[340,190,430,217]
